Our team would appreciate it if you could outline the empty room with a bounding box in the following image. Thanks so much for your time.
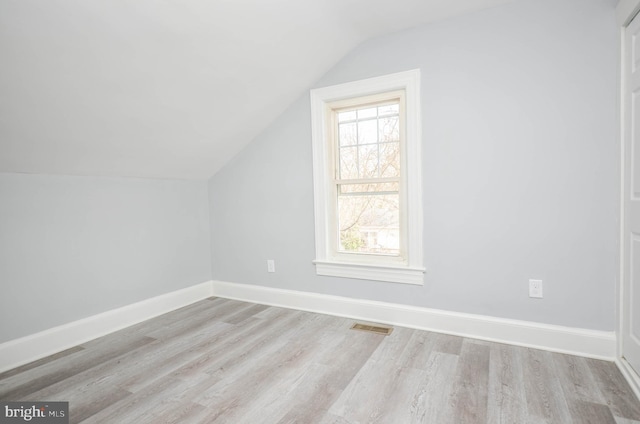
[2,0,640,423]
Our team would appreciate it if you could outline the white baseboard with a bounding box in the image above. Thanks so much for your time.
[0,279,618,375]
[211,281,616,360]
[0,281,213,373]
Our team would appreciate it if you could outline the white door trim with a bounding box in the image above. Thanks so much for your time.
[618,0,640,390]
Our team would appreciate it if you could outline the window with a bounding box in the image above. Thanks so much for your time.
[310,70,424,285]
[334,95,402,257]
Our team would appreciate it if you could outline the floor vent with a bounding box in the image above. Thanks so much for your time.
[350,323,393,335]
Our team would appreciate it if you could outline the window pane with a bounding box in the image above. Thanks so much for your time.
[338,193,400,255]
[358,119,377,144]
[358,144,378,178]
[379,142,400,178]
[339,146,358,179]
[378,103,399,116]
[357,107,377,119]
[339,182,399,194]
[379,116,399,142]
[338,110,356,122]
[339,122,357,146]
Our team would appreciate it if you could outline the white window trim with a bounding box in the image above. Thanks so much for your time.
[310,69,424,285]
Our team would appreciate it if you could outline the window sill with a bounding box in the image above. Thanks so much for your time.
[313,260,425,285]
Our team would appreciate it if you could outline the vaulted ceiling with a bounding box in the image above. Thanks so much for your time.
[0,0,514,179]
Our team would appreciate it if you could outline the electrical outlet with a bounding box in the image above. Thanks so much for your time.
[267,260,275,273]
[529,279,543,298]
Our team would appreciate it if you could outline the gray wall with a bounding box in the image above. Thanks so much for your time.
[0,173,211,342]
[209,0,619,331]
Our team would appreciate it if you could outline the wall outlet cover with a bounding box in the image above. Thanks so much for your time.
[529,279,543,298]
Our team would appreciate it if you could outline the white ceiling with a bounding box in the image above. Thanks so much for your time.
[0,0,514,180]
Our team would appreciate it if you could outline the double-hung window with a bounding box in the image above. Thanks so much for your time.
[310,70,424,285]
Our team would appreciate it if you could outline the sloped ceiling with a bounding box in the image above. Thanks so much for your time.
[0,0,513,180]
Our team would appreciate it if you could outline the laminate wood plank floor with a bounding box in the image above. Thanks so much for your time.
[2,297,640,424]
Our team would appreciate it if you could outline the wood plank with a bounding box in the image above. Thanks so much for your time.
[328,327,415,421]
[328,358,410,422]
[0,334,155,399]
[65,387,132,423]
[79,375,194,424]
[220,303,270,324]
[315,329,385,388]
[0,346,85,380]
[587,358,640,421]
[432,332,463,355]
[552,351,606,405]
[404,351,460,423]
[169,310,298,381]
[143,298,252,340]
[101,298,220,339]
[270,330,385,423]
[522,348,572,424]
[270,362,343,424]
[199,312,328,381]
[395,330,438,371]
[141,401,210,424]
[567,399,617,424]
[369,326,415,361]
[26,318,230,400]
[487,343,527,424]
[616,417,640,424]
[318,412,353,424]
[447,340,491,424]
[194,328,340,422]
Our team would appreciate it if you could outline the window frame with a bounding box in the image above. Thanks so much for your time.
[310,70,424,285]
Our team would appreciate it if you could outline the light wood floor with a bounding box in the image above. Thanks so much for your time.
[1,298,640,424]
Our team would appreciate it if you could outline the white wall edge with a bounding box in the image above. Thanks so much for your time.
[0,281,213,373]
[211,281,616,360]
